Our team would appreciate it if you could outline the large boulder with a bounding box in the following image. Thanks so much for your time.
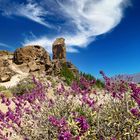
[52,38,66,60]
[13,45,52,72]
[13,45,51,64]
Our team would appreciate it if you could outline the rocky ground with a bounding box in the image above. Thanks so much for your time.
[0,38,78,88]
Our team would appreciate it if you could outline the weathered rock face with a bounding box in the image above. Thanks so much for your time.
[13,45,51,64]
[52,60,64,75]
[0,38,79,84]
[51,38,79,76]
[52,38,66,60]
[0,58,15,82]
[0,50,13,60]
[13,45,52,72]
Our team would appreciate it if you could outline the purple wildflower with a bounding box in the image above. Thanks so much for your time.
[111,137,117,140]
[58,130,72,140]
[75,116,89,135]
[130,108,140,117]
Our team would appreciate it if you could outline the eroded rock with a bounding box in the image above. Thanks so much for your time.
[28,61,40,72]
[52,38,66,60]
[13,45,52,73]
[0,38,79,84]
[13,45,51,64]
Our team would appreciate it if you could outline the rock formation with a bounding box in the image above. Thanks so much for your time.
[65,61,79,76]
[52,38,66,60]
[13,45,52,73]
[52,38,78,76]
[0,38,78,84]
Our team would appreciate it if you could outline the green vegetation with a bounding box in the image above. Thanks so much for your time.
[80,72,105,89]
[80,72,96,81]
[60,63,75,85]
[1,90,13,98]
[60,67,104,88]
[0,85,6,92]
[0,86,13,97]
[10,78,35,96]
[95,79,105,88]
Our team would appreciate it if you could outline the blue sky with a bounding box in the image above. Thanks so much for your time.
[0,0,139,78]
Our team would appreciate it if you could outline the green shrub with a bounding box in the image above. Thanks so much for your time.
[0,86,6,92]
[95,79,105,89]
[80,72,105,89]
[80,72,96,81]
[60,64,75,85]
[10,79,35,96]
[0,85,13,98]
[1,90,13,98]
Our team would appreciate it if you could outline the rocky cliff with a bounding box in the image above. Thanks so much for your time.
[0,38,78,84]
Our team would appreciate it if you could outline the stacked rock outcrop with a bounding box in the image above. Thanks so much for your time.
[52,38,66,61]
[52,38,78,76]
[0,38,78,83]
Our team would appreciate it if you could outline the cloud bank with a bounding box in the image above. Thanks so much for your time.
[0,0,130,53]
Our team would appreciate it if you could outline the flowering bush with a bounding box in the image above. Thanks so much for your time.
[0,72,139,140]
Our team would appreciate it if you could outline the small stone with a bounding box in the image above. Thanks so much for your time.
[0,75,11,82]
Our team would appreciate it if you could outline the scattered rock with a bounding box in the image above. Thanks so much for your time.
[0,58,9,67]
[0,58,15,82]
[52,60,63,75]
[0,50,12,56]
[0,74,11,82]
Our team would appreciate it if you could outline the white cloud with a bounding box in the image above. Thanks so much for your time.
[23,32,94,53]
[23,36,54,53]
[22,35,84,53]
[24,0,129,53]
[17,2,51,28]
[0,0,130,53]
[57,0,128,36]
[1,0,51,28]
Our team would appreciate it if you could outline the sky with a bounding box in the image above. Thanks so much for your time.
[0,0,140,78]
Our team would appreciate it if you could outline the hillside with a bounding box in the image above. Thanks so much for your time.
[0,39,139,140]
[0,38,78,88]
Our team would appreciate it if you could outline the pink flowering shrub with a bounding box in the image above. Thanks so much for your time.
[0,72,139,140]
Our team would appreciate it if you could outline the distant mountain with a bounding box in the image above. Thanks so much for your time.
[129,73,140,83]
[112,73,140,83]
